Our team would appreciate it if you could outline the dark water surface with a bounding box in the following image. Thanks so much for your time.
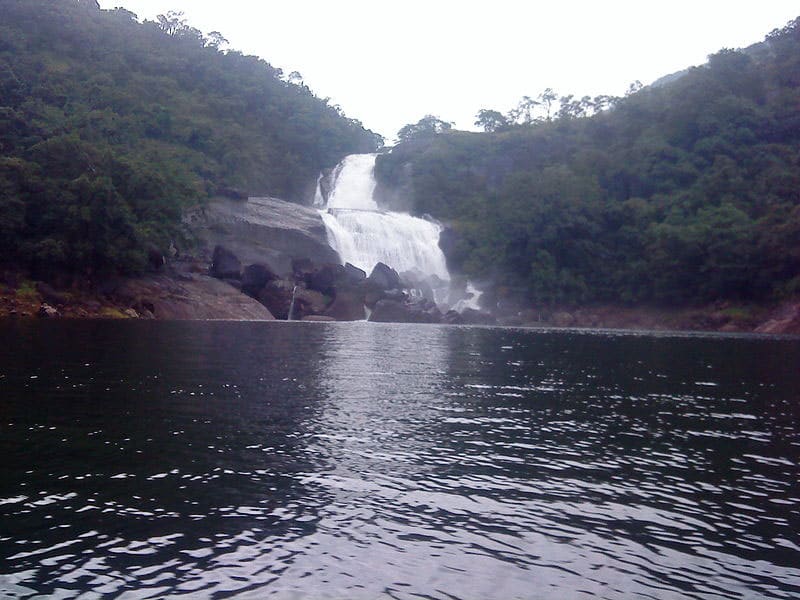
[1,321,798,599]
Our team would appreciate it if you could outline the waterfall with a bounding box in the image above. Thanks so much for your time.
[319,154,450,281]
[312,174,325,208]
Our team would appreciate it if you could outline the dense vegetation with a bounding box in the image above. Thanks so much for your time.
[376,19,800,307]
[0,0,379,277]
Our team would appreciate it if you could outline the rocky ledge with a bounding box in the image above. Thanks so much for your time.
[186,196,339,278]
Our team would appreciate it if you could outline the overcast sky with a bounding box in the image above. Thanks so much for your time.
[97,0,799,141]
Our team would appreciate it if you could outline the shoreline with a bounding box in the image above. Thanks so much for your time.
[1,272,797,335]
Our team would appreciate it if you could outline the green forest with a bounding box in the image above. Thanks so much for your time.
[0,0,380,277]
[376,18,800,307]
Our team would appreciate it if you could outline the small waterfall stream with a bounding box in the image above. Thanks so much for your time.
[318,154,449,281]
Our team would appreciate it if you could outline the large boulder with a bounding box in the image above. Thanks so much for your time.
[112,274,275,320]
[343,262,367,284]
[292,287,330,320]
[188,196,341,278]
[324,290,366,321]
[209,245,241,280]
[305,263,346,296]
[366,262,401,291]
[257,280,295,320]
[369,297,441,324]
[303,262,367,298]
[241,263,278,297]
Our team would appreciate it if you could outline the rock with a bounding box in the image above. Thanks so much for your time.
[123,308,139,319]
[367,262,401,291]
[755,302,800,335]
[241,263,278,297]
[112,274,275,320]
[363,287,385,309]
[442,310,464,325]
[147,244,166,271]
[305,263,344,296]
[404,268,444,294]
[36,282,69,306]
[303,315,337,322]
[257,280,295,320]
[291,257,316,280]
[460,308,497,325]
[385,289,407,302]
[294,287,329,317]
[37,303,59,318]
[369,298,441,324]
[223,278,242,291]
[209,245,241,280]
[343,263,367,284]
[189,196,340,278]
[323,291,366,321]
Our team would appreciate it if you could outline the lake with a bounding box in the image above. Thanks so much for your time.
[1,320,798,599]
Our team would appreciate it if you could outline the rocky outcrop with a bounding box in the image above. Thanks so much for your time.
[111,274,275,320]
[369,297,442,324]
[187,196,340,278]
[755,302,800,335]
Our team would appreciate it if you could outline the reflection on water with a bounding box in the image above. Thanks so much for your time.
[0,320,798,599]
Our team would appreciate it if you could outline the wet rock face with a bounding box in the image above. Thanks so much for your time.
[189,196,340,278]
[209,245,242,280]
[241,263,278,297]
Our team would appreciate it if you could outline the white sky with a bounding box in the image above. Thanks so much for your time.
[97,0,799,141]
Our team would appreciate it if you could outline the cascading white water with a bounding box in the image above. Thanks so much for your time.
[319,154,450,280]
[452,282,484,312]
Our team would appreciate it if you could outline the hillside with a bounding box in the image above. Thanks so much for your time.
[375,18,800,308]
[0,0,380,277]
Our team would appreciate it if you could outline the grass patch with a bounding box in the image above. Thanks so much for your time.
[719,306,756,321]
[15,280,39,301]
[98,307,128,319]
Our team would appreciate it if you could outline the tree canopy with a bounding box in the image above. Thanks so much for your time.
[0,0,380,277]
[376,18,800,307]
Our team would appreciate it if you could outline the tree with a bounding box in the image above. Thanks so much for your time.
[156,11,187,36]
[508,96,539,125]
[474,109,508,132]
[397,115,453,142]
[538,88,558,120]
[204,31,229,50]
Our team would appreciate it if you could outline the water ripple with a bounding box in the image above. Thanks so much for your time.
[0,321,798,599]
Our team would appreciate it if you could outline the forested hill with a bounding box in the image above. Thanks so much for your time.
[376,18,800,307]
[0,0,380,276]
